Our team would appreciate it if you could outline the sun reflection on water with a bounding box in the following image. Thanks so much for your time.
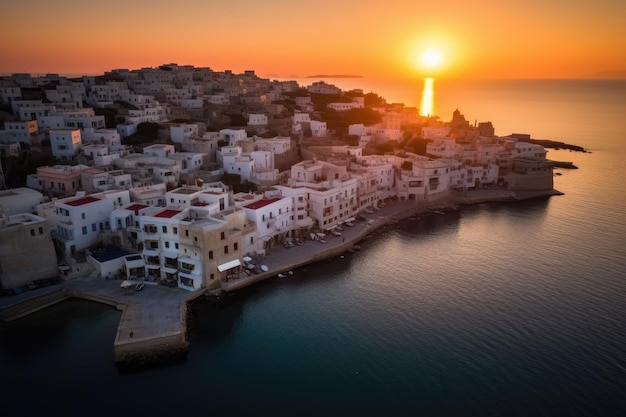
[420,77,435,117]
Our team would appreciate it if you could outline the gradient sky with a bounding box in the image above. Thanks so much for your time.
[2,0,625,79]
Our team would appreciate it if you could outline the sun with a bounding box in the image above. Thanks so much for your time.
[422,50,442,68]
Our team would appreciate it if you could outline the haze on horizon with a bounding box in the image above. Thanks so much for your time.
[2,0,625,80]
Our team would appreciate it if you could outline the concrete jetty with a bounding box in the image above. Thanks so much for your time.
[0,279,201,365]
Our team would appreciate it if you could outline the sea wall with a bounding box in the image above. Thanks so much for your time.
[0,288,71,321]
[114,333,189,366]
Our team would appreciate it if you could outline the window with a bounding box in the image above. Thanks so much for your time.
[81,213,86,219]
[234,242,238,251]
[30,229,35,237]
[185,230,189,237]
[92,224,96,232]
[209,250,213,259]
[39,227,43,235]
[224,245,228,254]
[165,241,170,248]
[82,226,87,235]
[173,227,178,235]
[162,226,167,233]
[220,231,225,240]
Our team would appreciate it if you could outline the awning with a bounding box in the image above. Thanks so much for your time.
[217,259,241,272]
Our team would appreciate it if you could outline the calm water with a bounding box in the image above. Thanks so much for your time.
[2,80,625,417]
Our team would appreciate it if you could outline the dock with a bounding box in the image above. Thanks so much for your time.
[0,279,201,366]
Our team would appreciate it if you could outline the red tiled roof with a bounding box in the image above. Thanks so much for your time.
[64,196,100,207]
[126,203,149,215]
[153,209,181,218]
[243,197,282,210]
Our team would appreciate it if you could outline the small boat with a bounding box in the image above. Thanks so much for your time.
[261,265,269,272]
[135,282,145,291]
[120,280,133,289]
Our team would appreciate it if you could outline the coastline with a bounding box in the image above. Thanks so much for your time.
[0,187,560,366]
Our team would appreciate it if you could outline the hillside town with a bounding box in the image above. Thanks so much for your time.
[0,64,555,296]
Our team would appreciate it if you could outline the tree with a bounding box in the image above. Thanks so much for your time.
[95,108,117,128]
[344,135,359,146]
[401,161,413,171]
[343,108,382,126]
[137,122,159,138]
[364,92,387,107]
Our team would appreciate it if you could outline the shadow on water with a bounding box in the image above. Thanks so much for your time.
[0,299,115,358]
[396,207,463,237]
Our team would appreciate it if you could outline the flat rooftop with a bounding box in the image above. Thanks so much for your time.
[126,203,149,215]
[90,246,132,263]
[152,209,181,218]
[64,196,100,207]
[243,197,281,210]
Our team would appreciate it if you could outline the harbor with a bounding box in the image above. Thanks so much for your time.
[0,187,559,366]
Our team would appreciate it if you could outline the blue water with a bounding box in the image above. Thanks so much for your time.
[1,80,625,417]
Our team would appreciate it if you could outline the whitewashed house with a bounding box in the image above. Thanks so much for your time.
[241,196,294,247]
[0,120,38,145]
[47,191,130,258]
[50,129,82,161]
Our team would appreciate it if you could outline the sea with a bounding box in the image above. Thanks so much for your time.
[1,79,625,417]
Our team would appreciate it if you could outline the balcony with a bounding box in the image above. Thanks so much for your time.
[143,224,157,234]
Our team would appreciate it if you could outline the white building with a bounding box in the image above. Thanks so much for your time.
[310,120,328,137]
[168,152,206,174]
[80,128,121,146]
[307,81,341,95]
[421,126,451,140]
[219,129,247,145]
[241,196,294,247]
[219,146,254,182]
[170,123,199,144]
[426,137,461,159]
[47,191,130,258]
[255,136,291,154]
[143,144,175,158]
[50,129,82,161]
[247,113,268,126]
[0,120,38,145]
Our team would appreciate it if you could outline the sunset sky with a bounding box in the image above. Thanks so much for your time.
[2,0,625,79]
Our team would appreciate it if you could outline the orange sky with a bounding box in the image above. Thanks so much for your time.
[2,0,625,79]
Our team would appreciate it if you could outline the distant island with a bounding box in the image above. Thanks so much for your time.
[306,74,363,78]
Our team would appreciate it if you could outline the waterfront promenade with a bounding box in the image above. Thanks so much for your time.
[0,187,558,365]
